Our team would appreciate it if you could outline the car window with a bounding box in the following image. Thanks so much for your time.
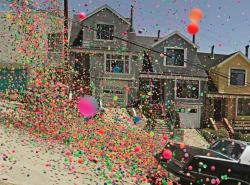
[210,140,244,160]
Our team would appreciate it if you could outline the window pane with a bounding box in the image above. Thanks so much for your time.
[237,98,250,116]
[96,24,114,40]
[230,69,245,85]
[106,60,110,72]
[125,60,129,73]
[176,80,199,99]
[166,49,184,66]
[106,55,129,74]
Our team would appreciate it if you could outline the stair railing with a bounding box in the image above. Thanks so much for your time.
[209,117,218,131]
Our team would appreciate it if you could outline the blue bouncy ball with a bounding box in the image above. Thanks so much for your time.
[133,116,141,124]
[113,66,121,73]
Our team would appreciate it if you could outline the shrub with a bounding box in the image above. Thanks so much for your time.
[235,132,250,142]
[200,128,229,143]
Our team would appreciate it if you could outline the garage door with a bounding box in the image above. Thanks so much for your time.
[0,68,27,93]
[177,104,201,128]
[102,89,127,107]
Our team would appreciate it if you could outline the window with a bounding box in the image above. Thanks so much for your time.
[176,80,199,99]
[164,48,187,66]
[237,98,250,116]
[96,24,114,40]
[48,33,63,50]
[230,69,246,86]
[105,54,130,74]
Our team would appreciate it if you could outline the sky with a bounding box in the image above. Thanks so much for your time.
[68,0,250,54]
[1,0,250,54]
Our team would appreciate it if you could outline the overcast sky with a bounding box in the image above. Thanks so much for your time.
[68,0,250,54]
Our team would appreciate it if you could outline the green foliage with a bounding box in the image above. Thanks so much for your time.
[200,128,229,143]
[234,132,250,142]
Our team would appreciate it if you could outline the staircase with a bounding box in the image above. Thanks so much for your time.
[209,117,235,138]
[215,121,225,129]
[154,119,170,135]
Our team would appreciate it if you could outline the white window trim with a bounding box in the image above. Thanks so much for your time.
[104,53,131,75]
[174,79,200,100]
[94,22,115,42]
[228,67,247,87]
[235,97,250,117]
[163,47,187,68]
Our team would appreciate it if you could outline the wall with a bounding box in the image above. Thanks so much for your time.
[213,54,250,94]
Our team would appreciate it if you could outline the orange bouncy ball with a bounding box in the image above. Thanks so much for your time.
[189,8,203,23]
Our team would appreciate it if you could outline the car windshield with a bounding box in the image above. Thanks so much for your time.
[210,140,245,160]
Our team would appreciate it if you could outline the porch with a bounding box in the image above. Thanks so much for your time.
[205,93,250,134]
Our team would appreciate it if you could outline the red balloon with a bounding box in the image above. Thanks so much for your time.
[78,12,87,21]
[187,23,199,35]
[189,8,203,23]
[163,149,173,160]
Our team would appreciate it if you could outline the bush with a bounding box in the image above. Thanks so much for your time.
[235,132,250,142]
[200,128,229,143]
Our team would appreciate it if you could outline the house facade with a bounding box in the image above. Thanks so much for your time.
[198,50,250,133]
[69,5,141,106]
[69,4,208,128]
[137,32,208,128]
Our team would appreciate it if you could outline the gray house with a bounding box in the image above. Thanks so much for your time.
[69,5,208,128]
[69,4,141,106]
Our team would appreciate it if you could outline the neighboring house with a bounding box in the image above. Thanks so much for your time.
[69,5,141,106]
[69,4,208,128]
[0,8,64,97]
[198,47,250,132]
[136,31,208,128]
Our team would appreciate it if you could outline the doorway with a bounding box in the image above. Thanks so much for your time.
[214,98,225,122]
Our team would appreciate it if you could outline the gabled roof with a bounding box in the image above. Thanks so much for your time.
[151,31,199,48]
[80,4,130,24]
[216,51,250,68]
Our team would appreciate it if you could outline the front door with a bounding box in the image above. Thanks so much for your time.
[214,99,222,121]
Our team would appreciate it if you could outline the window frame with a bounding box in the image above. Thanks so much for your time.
[95,22,115,41]
[175,79,200,100]
[163,47,187,68]
[229,68,247,86]
[236,97,250,117]
[104,53,131,74]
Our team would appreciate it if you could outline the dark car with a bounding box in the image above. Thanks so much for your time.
[155,139,250,185]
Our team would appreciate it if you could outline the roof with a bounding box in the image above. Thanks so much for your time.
[216,51,250,68]
[134,35,160,48]
[80,4,130,24]
[151,31,199,48]
[197,52,231,68]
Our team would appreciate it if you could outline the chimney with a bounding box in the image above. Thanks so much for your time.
[210,45,215,59]
[192,34,195,44]
[129,5,135,32]
[245,45,249,58]
[154,30,161,42]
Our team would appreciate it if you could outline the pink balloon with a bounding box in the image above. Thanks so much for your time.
[78,96,98,117]
[163,149,173,160]
[78,12,87,21]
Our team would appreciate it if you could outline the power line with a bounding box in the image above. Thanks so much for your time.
[68,18,250,86]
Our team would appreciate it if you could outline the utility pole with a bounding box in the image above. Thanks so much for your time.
[63,0,70,85]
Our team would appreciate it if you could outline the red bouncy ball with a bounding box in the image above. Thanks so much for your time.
[78,12,87,21]
[187,23,199,35]
[189,8,203,23]
[162,149,172,160]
